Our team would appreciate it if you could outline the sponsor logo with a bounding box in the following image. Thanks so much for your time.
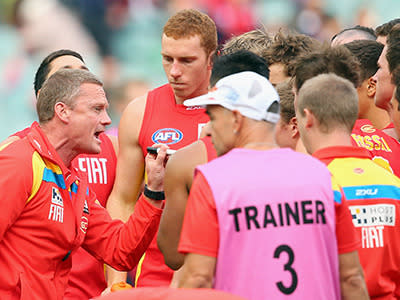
[185,106,204,110]
[361,226,384,248]
[83,199,89,214]
[355,188,378,196]
[80,216,89,234]
[350,204,395,227]
[360,124,376,133]
[51,187,63,206]
[353,167,364,174]
[78,157,108,184]
[151,128,183,145]
[219,86,240,102]
[48,187,64,223]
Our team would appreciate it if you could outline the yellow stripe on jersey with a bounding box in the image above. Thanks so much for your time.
[328,157,400,201]
[135,253,146,287]
[28,152,46,204]
[328,158,400,187]
[43,158,63,175]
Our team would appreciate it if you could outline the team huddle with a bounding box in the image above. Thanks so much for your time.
[0,8,400,300]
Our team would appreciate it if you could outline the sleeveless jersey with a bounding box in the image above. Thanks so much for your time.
[351,119,400,177]
[314,146,400,299]
[11,126,117,299]
[196,148,342,299]
[136,84,209,286]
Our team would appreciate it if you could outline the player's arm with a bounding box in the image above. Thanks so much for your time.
[85,147,168,270]
[106,95,147,221]
[105,95,147,287]
[178,253,216,288]
[332,178,369,299]
[158,140,207,270]
[339,251,369,300]
[107,134,119,155]
[176,171,219,288]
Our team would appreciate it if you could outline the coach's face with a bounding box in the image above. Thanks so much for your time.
[68,83,111,155]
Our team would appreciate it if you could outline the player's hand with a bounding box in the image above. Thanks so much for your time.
[145,143,169,192]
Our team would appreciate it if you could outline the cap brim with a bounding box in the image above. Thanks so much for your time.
[183,90,222,107]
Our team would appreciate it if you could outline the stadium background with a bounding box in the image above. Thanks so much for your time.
[0,0,397,140]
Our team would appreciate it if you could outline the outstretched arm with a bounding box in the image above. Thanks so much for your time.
[158,140,207,270]
[106,95,147,221]
[105,95,147,287]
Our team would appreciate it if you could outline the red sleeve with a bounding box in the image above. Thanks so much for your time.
[335,194,360,254]
[178,171,219,257]
[82,193,163,271]
[0,143,32,240]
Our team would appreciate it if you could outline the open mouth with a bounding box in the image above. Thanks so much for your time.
[94,131,102,141]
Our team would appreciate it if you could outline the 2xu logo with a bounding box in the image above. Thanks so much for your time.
[152,128,183,145]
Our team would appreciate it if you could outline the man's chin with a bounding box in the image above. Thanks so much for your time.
[83,143,102,155]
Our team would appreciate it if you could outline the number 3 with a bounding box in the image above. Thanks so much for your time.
[273,244,298,294]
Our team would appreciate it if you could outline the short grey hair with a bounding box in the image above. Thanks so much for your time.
[37,69,103,124]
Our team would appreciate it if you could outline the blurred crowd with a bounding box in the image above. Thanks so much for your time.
[0,0,397,140]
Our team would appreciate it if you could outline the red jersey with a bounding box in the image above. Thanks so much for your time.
[11,124,117,299]
[136,84,209,287]
[351,119,400,177]
[314,146,400,299]
[0,122,162,299]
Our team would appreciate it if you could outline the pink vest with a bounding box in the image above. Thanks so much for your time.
[197,148,340,300]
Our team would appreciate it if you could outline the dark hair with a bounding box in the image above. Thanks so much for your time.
[376,18,400,37]
[393,66,400,110]
[210,50,270,87]
[34,49,85,96]
[344,40,384,82]
[331,25,376,42]
[386,24,400,74]
[263,31,321,77]
[294,45,361,91]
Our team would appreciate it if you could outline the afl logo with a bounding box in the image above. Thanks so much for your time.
[360,124,376,133]
[152,128,183,145]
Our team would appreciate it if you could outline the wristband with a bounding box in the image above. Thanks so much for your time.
[144,184,165,200]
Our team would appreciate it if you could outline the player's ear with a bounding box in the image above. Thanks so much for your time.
[232,110,244,134]
[289,117,298,138]
[303,108,315,129]
[367,77,376,98]
[54,101,71,124]
[207,51,214,70]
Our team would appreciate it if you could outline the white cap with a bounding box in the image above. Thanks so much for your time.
[184,71,280,123]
